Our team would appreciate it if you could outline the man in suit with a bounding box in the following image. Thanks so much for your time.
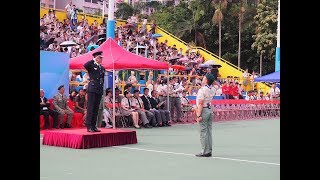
[53,85,74,128]
[84,51,105,132]
[40,89,58,129]
[149,90,171,126]
[141,88,160,127]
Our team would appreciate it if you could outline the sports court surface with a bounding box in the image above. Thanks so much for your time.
[40,118,280,180]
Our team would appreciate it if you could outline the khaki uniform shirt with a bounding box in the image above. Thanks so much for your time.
[196,85,216,107]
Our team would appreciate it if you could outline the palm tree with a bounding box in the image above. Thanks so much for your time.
[238,0,246,69]
[212,0,228,58]
[175,0,204,45]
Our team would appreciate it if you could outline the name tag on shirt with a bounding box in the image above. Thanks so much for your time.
[43,107,48,110]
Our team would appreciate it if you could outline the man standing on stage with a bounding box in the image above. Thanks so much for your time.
[84,51,105,132]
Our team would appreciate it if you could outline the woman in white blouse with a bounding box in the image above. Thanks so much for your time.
[121,90,140,129]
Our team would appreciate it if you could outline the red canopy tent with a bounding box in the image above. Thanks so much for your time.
[70,38,169,70]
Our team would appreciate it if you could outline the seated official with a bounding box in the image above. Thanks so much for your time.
[121,90,140,129]
[53,85,74,128]
[141,88,161,127]
[149,90,171,126]
[102,89,113,128]
[40,89,58,129]
[74,89,87,122]
[131,89,153,128]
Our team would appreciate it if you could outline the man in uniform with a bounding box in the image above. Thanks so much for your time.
[84,51,105,132]
[195,74,216,157]
[53,85,74,128]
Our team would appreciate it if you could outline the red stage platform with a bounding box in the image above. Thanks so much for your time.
[42,128,137,149]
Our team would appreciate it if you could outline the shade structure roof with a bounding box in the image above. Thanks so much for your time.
[254,70,280,82]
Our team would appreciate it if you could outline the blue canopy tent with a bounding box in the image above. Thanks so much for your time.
[254,70,280,82]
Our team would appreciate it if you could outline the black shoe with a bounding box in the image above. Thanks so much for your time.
[59,124,64,129]
[93,127,101,132]
[176,119,183,123]
[144,124,152,128]
[87,128,95,132]
[64,123,72,128]
[165,122,171,126]
[195,152,212,157]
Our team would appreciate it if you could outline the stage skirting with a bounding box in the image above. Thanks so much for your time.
[42,128,137,149]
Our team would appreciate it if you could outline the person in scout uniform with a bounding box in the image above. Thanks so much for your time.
[195,73,216,157]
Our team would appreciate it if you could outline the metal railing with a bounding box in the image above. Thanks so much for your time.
[156,26,245,73]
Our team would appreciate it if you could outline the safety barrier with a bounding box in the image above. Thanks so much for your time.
[211,99,280,122]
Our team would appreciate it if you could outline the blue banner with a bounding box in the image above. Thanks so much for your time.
[40,51,70,99]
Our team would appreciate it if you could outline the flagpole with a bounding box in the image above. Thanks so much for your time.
[106,0,116,129]
[275,0,280,71]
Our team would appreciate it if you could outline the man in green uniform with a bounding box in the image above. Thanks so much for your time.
[195,74,216,157]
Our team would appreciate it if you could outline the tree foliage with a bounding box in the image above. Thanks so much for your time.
[115,3,135,20]
[251,0,278,72]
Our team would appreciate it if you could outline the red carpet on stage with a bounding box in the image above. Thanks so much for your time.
[42,128,137,149]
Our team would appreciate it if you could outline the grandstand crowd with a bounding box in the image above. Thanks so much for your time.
[40,9,280,130]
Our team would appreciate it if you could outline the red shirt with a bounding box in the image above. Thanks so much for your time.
[230,85,239,96]
[222,85,230,95]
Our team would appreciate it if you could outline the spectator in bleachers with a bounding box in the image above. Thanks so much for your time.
[140,19,147,35]
[53,85,74,128]
[146,78,154,96]
[242,68,249,88]
[65,1,73,19]
[231,82,239,99]
[265,93,271,100]
[238,83,244,99]
[127,71,138,84]
[268,83,280,100]
[221,81,229,99]
[150,20,156,34]
[40,89,58,129]
[256,91,265,100]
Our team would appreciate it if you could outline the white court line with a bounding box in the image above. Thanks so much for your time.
[39,137,279,166]
[114,146,280,166]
